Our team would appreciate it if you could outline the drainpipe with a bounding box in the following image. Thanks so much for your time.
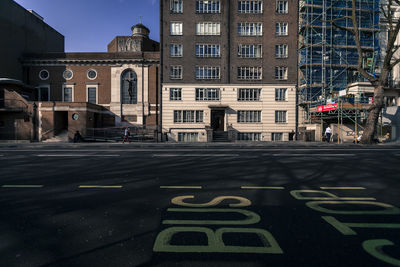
[142,52,145,126]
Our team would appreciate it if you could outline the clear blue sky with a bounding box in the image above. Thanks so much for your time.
[14,0,160,52]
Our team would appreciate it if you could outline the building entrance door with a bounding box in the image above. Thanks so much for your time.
[211,110,225,132]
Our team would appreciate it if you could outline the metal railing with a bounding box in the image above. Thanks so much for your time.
[85,126,158,142]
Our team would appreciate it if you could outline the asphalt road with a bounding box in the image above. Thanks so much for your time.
[0,143,399,267]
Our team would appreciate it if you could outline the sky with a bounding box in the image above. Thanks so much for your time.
[14,0,160,52]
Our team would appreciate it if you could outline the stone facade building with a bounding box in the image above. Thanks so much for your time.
[161,0,298,142]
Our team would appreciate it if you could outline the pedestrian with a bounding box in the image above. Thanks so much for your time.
[324,126,332,143]
[73,130,82,143]
[122,127,130,143]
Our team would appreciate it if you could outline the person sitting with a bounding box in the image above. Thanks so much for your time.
[73,131,82,143]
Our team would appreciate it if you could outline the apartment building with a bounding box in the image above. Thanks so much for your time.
[161,0,298,142]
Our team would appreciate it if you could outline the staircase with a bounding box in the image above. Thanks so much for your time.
[212,131,229,142]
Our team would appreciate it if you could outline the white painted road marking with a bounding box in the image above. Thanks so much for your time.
[36,154,120,157]
[153,154,239,157]
[79,185,122,189]
[241,186,285,190]
[160,186,202,189]
[320,187,366,190]
[268,154,355,157]
[2,185,43,188]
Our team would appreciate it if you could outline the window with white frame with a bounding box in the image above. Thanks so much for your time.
[238,1,263,13]
[170,22,183,35]
[178,132,199,142]
[38,86,50,101]
[170,66,183,79]
[196,22,221,35]
[174,110,204,123]
[195,66,220,80]
[238,88,261,101]
[238,44,262,58]
[170,0,183,13]
[196,88,220,101]
[271,132,283,141]
[63,86,73,102]
[275,88,287,101]
[170,44,183,57]
[238,22,263,36]
[237,132,261,141]
[170,88,182,100]
[237,110,261,123]
[276,0,288,14]
[196,0,220,13]
[196,44,220,57]
[275,66,288,80]
[275,44,288,58]
[237,66,262,80]
[275,110,287,123]
[276,22,288,36]
[87,86,97,104]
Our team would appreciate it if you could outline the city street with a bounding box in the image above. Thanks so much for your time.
[0,143,399,266]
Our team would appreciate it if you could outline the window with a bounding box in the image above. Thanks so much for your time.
[196,22,221,35]
[196,0,220,13]
[275,88,287,101]
[178,132,199,142]
[63,69,73,80]
[170,22,183,35]
[63,86,73,102]
[271,132,283,141]
[237,110,261,123]
[276,22,288,36]
[170,66,183,79]
[238,1,263,13]
[275,66,288,80]
[121,69,137,104]
[238,44,262,58]
[275,110,287,123]
[237,132,261,141]
[275,44,288,58]
[237,67,262,80]
[87,87,97,104]
[276,0,288,14]
[87,69,97,80]
[238,23,263,36]
[196,44,220,57]
[39,69,49,80]
[238,88,261,101]
[170,88,182,100]
[170,0,183,13]
[174,110,204,123]
[38,86,50,101]
[196,88,220,101]
[195,66,220,80]
[170,44,183,57]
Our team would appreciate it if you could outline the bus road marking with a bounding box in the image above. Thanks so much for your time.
[2,185,43,188]
[37,154,120,157]
[153,154,239,157]
[269,154,355,157]
[78,185,122,189]
[160,186,202,189]
[241,186,285,190]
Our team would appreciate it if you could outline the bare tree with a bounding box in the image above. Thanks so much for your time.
[330,0,400,144]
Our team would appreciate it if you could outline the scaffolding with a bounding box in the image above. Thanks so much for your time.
[298,0,381,132]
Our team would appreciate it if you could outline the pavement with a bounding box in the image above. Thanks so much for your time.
[0,143,399,266]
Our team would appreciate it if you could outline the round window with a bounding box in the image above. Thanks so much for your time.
[63,69,73,80]
[72,113,79,120]
[39,69,49,80]
[87,69,97,80]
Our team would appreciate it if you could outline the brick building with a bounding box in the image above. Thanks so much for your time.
[161,0,298,142]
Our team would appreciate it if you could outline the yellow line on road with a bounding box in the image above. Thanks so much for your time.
[160,186,202,189]
[320,187,366,190]
[2,185,43,188]
[241,186,285,190]
[79,185,122,189]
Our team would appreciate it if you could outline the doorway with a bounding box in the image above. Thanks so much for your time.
[211,110,225,132]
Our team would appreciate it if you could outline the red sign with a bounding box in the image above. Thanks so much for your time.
[317,103,338,112]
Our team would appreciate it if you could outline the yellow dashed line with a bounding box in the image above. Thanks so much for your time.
[160,186,202,189]
[241,186,285,190]
[79,185,122,189]
[320,187,366,190]
[2,185,43,188]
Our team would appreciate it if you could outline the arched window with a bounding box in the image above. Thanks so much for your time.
[121,69,137,104]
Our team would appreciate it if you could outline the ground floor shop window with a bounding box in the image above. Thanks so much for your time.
[178,132,199,142]
[271,132,283,141]
[237,132,261,141]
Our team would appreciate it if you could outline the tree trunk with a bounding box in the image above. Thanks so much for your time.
[361,85,384,144]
